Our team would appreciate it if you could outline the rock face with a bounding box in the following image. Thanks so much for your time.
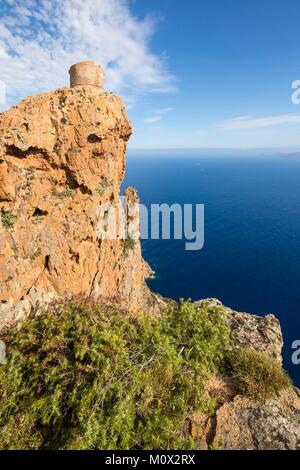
[213,389,300,450]
[193,299,300,450]
[195,298,283,362]
[0,84,154,329]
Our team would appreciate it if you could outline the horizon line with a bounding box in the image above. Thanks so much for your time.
[127,147,300,154]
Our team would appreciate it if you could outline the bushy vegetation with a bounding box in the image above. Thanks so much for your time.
[95,178,112,197]
[1,211,17,229]
[51,188,75,199]
[0,301,231,450]
[124,236,136,255]
[230,348,292,401]
[32,215,44,225]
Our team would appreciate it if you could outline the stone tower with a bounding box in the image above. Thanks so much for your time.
[69,60,104,89]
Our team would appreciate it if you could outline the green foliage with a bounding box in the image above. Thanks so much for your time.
[30,247,42,260]
[58,94,67,109]
[124,236,136,255]
[230,348,292,401]
[0,301,231,450]
[32,215,44,225]
[95,178,113,197]
[1,211,17,229]
[52,188,75,199]
[208,442,221,450]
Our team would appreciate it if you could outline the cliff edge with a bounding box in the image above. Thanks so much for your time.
[0,82,158,328]
[0,63,299,450]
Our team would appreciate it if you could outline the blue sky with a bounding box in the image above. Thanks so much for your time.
[0,0,300,150]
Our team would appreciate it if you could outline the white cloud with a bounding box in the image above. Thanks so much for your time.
[143,116,162,124]
[0,0,174,108]
[155,107,175,115]
[217,114,300,130]
[143,107,174,124]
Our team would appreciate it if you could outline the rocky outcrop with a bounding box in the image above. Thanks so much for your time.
[0,83,155,329]
[195,298,283,362]
[213,389,300,450]
[192,299,300,450]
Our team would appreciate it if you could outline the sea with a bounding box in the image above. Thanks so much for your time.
[123,152,300,387]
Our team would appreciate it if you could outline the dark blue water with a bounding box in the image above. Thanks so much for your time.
[123,154,300,386]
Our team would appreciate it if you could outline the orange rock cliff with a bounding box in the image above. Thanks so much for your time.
[0,61,158,329]
[1,62,300,450]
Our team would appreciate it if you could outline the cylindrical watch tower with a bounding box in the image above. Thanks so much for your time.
[69,60,104,89]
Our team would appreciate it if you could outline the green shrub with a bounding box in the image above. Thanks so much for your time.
[30,247,42,260]
[1,211,17,229]
[32,215,44,225]
[124,236,136,255]
[52,188,74,199]
[95,178,113,197]
[209,442,221,450]
[58,94,67,108]
[0,301,231,450]
[230,348,291,401]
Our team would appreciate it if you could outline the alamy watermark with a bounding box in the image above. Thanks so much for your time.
[291,80,300,105]
[287,82,300,367]
[96,197,204,251]
[291,340,300,365]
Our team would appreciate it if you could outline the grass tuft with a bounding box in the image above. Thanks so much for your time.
[1,211,17,229]
[230,348,292,401]
[52,188,75,199]
[124,236,136,256]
